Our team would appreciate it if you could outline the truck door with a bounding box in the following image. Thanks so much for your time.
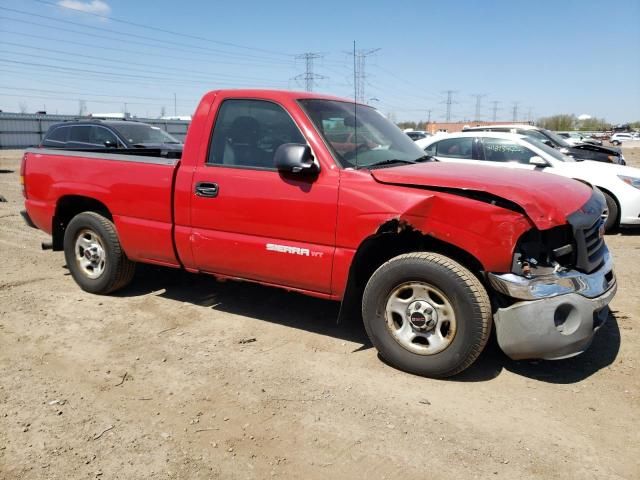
[188,98,339,294]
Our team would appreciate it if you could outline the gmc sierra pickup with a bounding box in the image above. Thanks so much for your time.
[21,89,617,377]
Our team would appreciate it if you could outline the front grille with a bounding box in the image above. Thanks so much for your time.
[578,218,606,270]
[567,191,608,273]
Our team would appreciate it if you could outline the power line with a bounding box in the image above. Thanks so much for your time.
[491,101,500,121]
[0,59,287,89]
[512,101,520,122]
[442,90,458,122]
[471,94,486,121]
[294,53,327,92]
[0,86,193,104]
[349,48,380,103]
[0,8,294,64]
[31,0,293,58]
[0,44,287,85]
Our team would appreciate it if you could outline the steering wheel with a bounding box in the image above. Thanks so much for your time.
[343,143,371,161]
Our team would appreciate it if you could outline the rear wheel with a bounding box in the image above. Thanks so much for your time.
[602,191,619,232]
[362,252,491,378]
[63,212,136,294]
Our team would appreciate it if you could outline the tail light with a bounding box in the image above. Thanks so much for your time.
[20,152,27,198]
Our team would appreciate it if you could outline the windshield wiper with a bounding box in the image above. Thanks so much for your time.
[366,159,415,169]
[414,154,437,162]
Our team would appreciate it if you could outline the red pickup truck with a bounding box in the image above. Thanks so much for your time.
[21,89,616,377]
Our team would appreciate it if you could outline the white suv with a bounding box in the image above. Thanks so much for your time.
[610,133,634,145]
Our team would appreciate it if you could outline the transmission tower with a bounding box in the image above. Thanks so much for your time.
[440,90,458,122]
[490,101,500,121]
[471,94,486,121]
[350,47,380,103]
[512,102,520,122]
[294,52,326,92]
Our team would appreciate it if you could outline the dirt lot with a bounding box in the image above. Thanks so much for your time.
[1,149,638,479]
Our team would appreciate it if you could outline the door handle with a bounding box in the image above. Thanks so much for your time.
[195,182,219,198]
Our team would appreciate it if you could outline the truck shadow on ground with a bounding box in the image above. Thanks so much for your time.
[116,264,621,384]
[453,311,621,384]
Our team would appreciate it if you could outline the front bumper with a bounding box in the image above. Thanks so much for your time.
[489,253,616,360]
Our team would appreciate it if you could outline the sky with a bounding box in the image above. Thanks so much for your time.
[0,0,639,123]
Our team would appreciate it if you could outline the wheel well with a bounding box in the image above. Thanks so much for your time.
[52,196,112,250]
[596,186,620,223]
[338,219,484,323]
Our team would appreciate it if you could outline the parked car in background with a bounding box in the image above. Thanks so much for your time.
[404,130,431,141]
[557,131,603,146]
[417,132,640,231]
[40,120,184,155]
[610,133,634,145]
[463,124,625,164]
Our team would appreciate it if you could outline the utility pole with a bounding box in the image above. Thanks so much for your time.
[442,90,458,122]
[349,47,380,103]
[426,109,432,124]
[294,52,326,92]
[173,93,177,116]
[491,101,500,121]
[471,94,486,122]
[512,102,520,122]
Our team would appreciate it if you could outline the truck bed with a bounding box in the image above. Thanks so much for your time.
[24,148,181,267]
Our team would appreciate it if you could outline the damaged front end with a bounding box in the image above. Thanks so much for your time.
[487,189,617,360]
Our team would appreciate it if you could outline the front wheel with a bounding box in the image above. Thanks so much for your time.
[63,212,136,294]
[362,253,491,378]
[602,191,619,232]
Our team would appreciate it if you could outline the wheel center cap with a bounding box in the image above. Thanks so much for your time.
[407,300,438,330]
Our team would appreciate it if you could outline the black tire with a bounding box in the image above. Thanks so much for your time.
[63,212,136,294]
[602,191,619,232]
[362,252,491,378]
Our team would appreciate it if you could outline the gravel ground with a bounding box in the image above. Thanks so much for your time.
[0,149,638,479]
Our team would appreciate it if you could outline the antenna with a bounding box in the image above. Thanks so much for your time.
[353,40,358,169]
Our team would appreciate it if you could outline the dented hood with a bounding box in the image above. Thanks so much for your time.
[370,162,593,230]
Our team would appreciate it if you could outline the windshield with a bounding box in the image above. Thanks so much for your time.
[522,137,574,162]
[540,128,571,148]
[298,99,426,168]
[111,123,181,145]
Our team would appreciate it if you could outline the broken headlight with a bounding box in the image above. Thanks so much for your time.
[512,225,576,278]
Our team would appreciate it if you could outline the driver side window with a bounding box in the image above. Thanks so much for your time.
[432,138,473,159]
[207,99,306,169]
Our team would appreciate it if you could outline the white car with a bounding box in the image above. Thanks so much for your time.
[610,133,634,145]
[416,132,640,231]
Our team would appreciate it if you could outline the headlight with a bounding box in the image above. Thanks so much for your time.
[618,175,640,189]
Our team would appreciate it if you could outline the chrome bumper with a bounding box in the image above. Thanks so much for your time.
[488,252,614,300]
[488,253,616,360]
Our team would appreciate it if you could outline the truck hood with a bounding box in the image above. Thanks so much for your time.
[369,162,593,230]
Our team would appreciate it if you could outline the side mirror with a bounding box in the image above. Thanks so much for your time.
[274,143,319,176]
[529,156,549,167]
[104,140,116,148]
[543,140,554,147]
